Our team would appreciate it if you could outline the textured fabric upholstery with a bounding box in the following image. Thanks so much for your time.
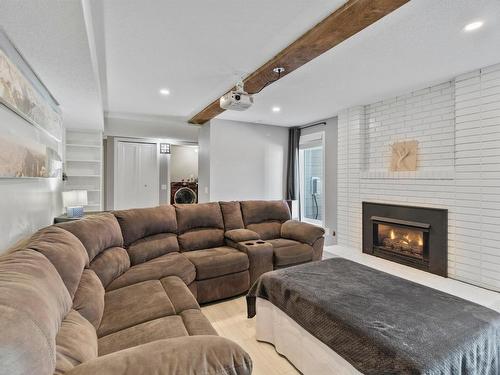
[175,203,225,251]
[246,222,283,240]
[240,200,290,240]
[228,240,273,286]
[72,269,105,330]
[127,233,179,266]
[56,213,123,262]
[183,246,249,280]
[281,219,325,245]
[0,250,72,375]
[0,200,326,375]
[89,247,130,289]
[22,226,88,298]
[159,276,199,313]
[98,280,175,337]
[312,237,325,261]
[98,316,188,356]
[55,310,98,375]
[180,309,218,336]
[220,201,245,230]
[113,205,177,247]
[65,337,252,375]
[106,252,196,291]
[196,271,250,304]
[97,276,216,357]
[240,200,291,225]
[268,238,314,267]
[175,202,224,233]
[225,229,260,243]
[178,228,225,252]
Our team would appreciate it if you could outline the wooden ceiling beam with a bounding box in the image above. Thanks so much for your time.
[189,0,410,125]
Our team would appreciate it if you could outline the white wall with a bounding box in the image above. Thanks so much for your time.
[197,124,211,203]
[0,107,63,252]
[337,62,500,291]
[198,119,288,202]
[105,115,199,142]
[170,145,198,182]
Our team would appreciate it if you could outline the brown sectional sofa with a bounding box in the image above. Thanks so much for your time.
[0,200,324,375]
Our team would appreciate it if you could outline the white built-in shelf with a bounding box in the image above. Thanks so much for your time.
[64,129,103,212]
[66,144,101,148]
[66,174,101,178]
[66,159,101,163]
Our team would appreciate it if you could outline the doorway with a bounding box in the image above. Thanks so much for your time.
[114,140,159,209]
[299,131,325,226]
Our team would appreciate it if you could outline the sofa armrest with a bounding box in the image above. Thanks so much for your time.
[281,220,325,246]
[225,229,260,243]
[227,239,273,286]
[66,336,252,375]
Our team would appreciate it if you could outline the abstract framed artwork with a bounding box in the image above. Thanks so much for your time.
[390,140,418,172]
[0,28,62,178]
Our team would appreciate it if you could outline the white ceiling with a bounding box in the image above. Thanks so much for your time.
[0,0,103,129]
[220,0,500,125]
[2,0,499,131]
[99,0,345,119]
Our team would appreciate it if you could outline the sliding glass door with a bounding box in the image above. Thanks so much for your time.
[299,132,325,226]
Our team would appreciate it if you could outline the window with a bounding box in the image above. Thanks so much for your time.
[299,132,325,226]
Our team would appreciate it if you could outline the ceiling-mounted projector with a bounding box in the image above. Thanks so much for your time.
[220,81,253,111]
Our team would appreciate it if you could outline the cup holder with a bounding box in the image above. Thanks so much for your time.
[256,241,266,244]
[245,242,255,246]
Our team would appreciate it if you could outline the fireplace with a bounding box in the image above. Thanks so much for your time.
[362,202,447,277]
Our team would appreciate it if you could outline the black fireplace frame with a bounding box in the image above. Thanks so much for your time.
[362,202,448,277]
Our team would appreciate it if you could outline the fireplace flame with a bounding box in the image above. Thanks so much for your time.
[418,236,423,246]
[390,230,395,240]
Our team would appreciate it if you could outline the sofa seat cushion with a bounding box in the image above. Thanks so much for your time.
[183,247,249,280]
[106,252,196,291]
[98,315,189,356]
[127,233,179,266]
[267,238,313,267]
[97,280,175,337]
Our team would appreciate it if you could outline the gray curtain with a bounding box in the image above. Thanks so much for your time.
[286,127,300,201]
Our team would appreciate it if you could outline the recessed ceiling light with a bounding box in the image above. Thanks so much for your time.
[272,106,281,113]
[159,88,170,96]
[464,21,484,32]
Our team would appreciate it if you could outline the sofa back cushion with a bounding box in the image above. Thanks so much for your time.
[240,200,291,240]
[21,226,88,299]
[72,269,105,330]
[0,250,72,375]
[219,201,245,231]
[56,213,123,262]
[114,206,179,265]
[55,309,98,375]
[113,205,177,246]
[175,203,225,251]
[88,247,130,289]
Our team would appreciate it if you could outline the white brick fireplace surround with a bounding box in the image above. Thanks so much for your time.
[337,63,500,292]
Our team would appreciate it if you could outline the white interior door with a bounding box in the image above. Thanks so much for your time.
[115,141,159,209]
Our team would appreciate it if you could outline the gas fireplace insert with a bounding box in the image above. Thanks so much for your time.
[362,202,447,277]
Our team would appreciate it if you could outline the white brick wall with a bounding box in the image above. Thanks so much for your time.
[337,62,500,291]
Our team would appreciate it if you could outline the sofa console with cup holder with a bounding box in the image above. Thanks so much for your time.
[0,200,323,375]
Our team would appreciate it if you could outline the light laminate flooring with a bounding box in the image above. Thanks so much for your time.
[201,296,300,375]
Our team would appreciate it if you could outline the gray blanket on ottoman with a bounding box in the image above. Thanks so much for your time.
[247,258,500,375]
